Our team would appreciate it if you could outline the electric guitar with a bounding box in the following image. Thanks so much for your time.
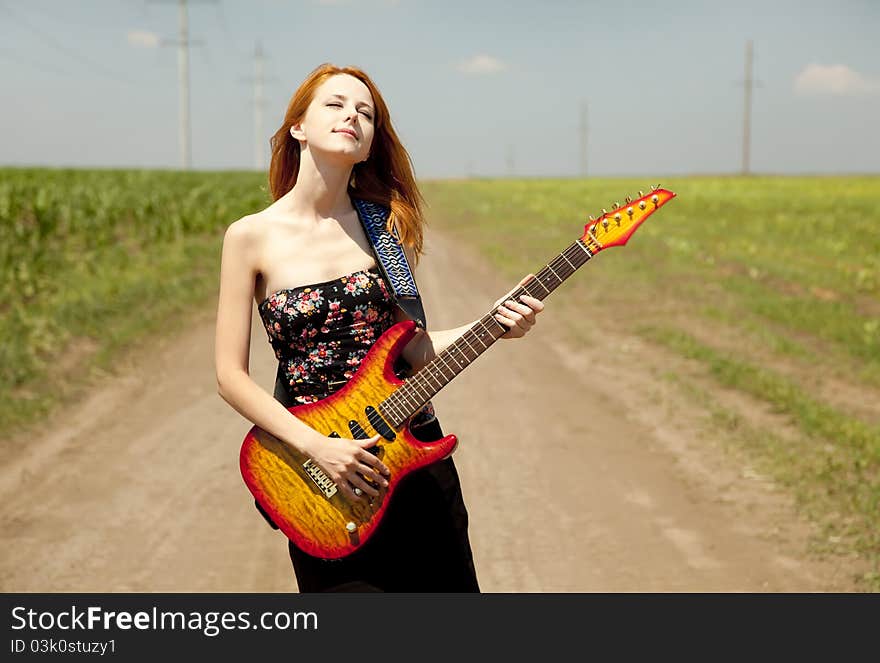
[240,186,676,559]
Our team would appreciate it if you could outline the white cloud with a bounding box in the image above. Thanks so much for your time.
[794,63,879,96]
[457,54,506,75]
[127,30,159,48]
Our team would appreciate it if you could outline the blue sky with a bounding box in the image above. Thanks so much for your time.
[1,0,878,177]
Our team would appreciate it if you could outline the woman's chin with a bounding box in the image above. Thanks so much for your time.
[311,147,365,169]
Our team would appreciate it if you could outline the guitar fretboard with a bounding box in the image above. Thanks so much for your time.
[378,238,596,427]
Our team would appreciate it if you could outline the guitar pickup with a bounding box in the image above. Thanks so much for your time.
[365,406,396,441]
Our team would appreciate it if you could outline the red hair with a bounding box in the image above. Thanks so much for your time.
[269,63,426,259]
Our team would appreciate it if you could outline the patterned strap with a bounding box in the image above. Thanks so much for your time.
[352,198,427,329]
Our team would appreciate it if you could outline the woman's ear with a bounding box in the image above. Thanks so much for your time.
[289,123,306,142]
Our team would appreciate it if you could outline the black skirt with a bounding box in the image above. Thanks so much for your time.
[261,373,480,593]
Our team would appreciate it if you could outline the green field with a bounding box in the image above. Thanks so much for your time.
[421,176,880,589]
[0,168,267,433]
[2,169,878,588]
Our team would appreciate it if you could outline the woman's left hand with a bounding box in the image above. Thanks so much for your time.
[493,274,545,339]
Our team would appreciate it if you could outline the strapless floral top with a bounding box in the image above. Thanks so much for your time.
[257,268,396,405]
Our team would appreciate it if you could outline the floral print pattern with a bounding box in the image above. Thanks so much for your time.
[258,269,395,405]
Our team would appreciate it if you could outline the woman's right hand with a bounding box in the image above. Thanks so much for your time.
[302,433,390,502]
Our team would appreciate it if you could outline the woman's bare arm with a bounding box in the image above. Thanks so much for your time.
[214,218,326,455]
[214,218,389,502]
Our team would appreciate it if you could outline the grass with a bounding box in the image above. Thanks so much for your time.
[421,175,880,589]
[0,167,269,435]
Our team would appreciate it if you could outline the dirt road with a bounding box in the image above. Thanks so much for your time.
[0,231,858,592]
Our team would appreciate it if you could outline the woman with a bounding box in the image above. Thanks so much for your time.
[214,63,544,592]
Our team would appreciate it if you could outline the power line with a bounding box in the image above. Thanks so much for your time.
[214,1,245,60]
[0,47,77,78]
[0,2,137,87]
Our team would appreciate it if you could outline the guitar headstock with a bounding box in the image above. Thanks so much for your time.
[581,185,676,252]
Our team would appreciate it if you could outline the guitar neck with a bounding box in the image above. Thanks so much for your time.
[379,238,596,426]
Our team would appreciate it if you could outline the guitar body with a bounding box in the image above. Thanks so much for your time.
[239,319,458,560]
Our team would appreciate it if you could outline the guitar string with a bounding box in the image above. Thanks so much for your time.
[381,240,591,424]
[380,240,595,426]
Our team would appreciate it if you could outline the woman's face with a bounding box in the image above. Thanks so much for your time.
[292,73,375,165]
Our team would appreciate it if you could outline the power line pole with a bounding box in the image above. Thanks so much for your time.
[241,41,276,171]
[742,39,753,176]
[177,0,191,170]
[152,0,213,170]
[579,101,588,177]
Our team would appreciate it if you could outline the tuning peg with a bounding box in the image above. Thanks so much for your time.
[625,196,632,204]
[613,212,622,224]
[651,194,659,204]
[638,190,644,197]
[612,201,620,209]
[638,200,647,210]
[602,218,609,230]
[601,208,608,216]
[626,207,634,218]
[588,215,595,221]
[650,184,657,191]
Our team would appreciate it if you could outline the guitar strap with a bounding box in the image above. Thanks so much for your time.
[352,197,438,433]
[352,198,427,330]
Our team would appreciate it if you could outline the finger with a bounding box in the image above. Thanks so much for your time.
[505,299,536,320]
[357,462,389,487]
[356,434,382,448]
[349,473,380,497]
[494,313,524,337]
[338,481,364,502]
[356,447,391,478]
[494,275,533,307]
[518,294,545,311]
[496,305,524,325]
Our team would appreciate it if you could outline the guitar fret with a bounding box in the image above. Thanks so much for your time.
[471,329,488,349]
[460,334,479,358]
[422,366,444,391]
[434,353,457,381]
[381,399,403,427]
[409,377,430,403]
[574,239,592,256]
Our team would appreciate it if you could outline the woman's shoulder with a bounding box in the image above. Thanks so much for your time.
[222,206,290,247]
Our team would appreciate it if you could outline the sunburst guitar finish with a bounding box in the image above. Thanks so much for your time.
[240,320,456,559]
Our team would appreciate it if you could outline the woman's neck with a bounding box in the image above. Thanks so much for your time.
[277,148,355,221]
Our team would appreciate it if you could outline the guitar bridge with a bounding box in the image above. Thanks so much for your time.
[302,459,338,498]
